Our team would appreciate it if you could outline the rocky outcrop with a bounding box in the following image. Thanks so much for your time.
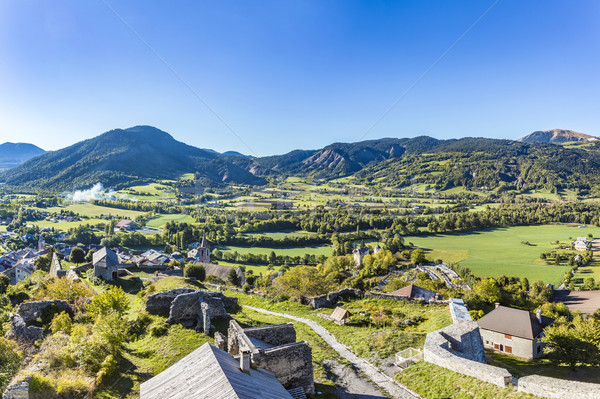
[2,379,29,399]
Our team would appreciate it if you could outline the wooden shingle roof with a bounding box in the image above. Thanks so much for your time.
[140,343,293,399]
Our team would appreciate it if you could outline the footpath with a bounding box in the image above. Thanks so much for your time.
[242,305,420,399]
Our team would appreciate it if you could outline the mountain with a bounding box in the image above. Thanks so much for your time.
[518,129,597,144]
[0,142,45,170]
[0,126,265,190]
[355,137,600,192]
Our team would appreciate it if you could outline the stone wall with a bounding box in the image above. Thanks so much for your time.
[9,314,42,343]
[364,291,448,304]
[2,380,29,399]
[251,341,315,394]
[303,288,363,309]
[164,291,235,327]
[145,288,197,316]
[243,323,296,347]
[518,375,600,399]
[226,319,314,394]
[423,321,512,388]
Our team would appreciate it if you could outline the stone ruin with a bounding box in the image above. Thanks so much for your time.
[227,319,314,395]
[145,288,238,334]
[303,287,363,309]
[9,300,72,343]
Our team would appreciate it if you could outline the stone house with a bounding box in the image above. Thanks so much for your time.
[115,219,139,231]
[93,247,120,282]
[477,305,554,359]
[573,237,589,251]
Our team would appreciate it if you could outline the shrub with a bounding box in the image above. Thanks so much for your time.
[88,287,130,318]
[0,337,23,393]
[128,311,153,337]
[149,321,169,337]
[242,283,251,293]
[50,312,72,334]
[184,263,206,281]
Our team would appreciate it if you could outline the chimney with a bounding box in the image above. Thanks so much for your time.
[494,302,500,309]
[240,350,250,374]
[536,309,542,324]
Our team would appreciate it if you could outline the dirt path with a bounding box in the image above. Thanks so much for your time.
[242,305,420,399]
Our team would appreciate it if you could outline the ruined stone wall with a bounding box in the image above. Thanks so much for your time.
[9,314,42,343]
[2,380,29,399]
[16,300,71,323]
[423,321,512,388]
[517,375,600,399]
[303,288,363,309]
[243,323,296,346]
[145,288,197,316]
[251,341,315,394]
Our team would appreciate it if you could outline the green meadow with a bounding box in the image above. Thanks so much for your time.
[145,214,195,228]
[406,225,596,285]
[216,244,333,257]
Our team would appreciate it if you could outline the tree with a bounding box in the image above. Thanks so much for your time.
[88,287,130,318]
[0,275,10,295]
[70,247,85,264]
[542,318,600,368]
[184,263,206,281]
[473,278,501,304]
[228,269,240,286]
[85,249,95,263]
[34,253,52,272]
[411,249,426,265]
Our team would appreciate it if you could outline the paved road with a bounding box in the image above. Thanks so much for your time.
[243,305,420,399]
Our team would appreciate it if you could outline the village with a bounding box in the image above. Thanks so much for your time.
[0,217,599,399]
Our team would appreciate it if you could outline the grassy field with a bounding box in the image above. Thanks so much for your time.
[244,230,319,239]
[216,244,333,257]
[30,218,106,230]
[145,214,195,228]
[221,290,451,363]
[405,225,594,285]
[397,362,534,399]
[42,202,145,219]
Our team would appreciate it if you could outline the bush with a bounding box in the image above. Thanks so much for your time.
[183,263,206,281]
[50,312,73,335]
[128,311,153,337]
[88,287,130,318]
[205,275,226,285]
[0,337,23,393]
[242,283,251,293]
[149,321,169,337]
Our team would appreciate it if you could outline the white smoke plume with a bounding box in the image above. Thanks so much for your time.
[65,183,136,202]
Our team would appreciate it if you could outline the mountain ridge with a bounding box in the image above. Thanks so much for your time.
[0,142,46,170]
[518,129,597,144]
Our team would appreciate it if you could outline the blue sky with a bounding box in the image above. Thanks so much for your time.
[0,1,598,156]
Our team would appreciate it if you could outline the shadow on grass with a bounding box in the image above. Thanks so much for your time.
[96,351,152,398]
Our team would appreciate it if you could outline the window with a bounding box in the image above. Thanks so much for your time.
[505,346,512,354]
[537,346,541,353]
[494,343,500,350]
[504,334,512,339]
[500,344,504,352]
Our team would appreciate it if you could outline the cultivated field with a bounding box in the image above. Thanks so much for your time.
[406,225,595,285]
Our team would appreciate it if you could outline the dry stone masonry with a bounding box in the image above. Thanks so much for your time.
[145,288,238,333]
[517,375,600,399]
[227,319,314,394]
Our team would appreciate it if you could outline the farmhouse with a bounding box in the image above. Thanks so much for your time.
[115,219,139,231]
[477,304,554,360]
[573,237,589,251]
[93,247,120,281]
[140,342,294,399]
